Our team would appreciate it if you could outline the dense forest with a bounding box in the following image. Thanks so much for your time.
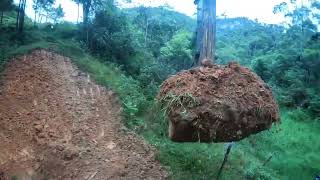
[0,0,319,179]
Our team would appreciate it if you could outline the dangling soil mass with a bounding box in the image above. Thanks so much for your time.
[158,62,280,143]
[0,50,167,180]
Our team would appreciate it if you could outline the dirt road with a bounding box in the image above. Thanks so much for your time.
[0,50,167,180]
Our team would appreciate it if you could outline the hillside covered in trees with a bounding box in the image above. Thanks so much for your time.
[0,0,319,179]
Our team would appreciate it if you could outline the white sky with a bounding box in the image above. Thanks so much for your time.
[16,0,293,24]
[19,0,82,22]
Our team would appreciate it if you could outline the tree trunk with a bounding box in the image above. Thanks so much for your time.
[18,0,27,33]
[86,27,89,46]
[144,19,149,48]
[195,0,203,63]
[16,0,22,31]
[83,1,91,43]
[34,0,39,27]
[0,11,3,25]
[38,13,42,24]
[34,12,37,27]
[83,1,90,28]
[39,15,43,24]
[77,3,80,24]
[197,0,216,65]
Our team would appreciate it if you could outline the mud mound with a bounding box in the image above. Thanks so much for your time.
[158,62,280,143]
[0,50,167,179]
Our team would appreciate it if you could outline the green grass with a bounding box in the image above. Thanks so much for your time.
[144,109,320,180]
[240,109,320,180]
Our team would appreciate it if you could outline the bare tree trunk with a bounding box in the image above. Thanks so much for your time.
[18,0,27,33]
[198,0,216,65]
[77,3,80,24]
[34,0,39,27]
[144,19,149,48]
[87,27,89,46]
[16,0,22,31]
[195,0,203,63]
[39,15,43,24]
[83,3,86,25]
[0,11,3,25]
[83,1,91,44]
[34,12,37,27]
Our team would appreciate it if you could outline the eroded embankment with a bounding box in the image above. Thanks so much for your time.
[0,50,167,180]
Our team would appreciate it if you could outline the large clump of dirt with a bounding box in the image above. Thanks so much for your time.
[158,62,280,143]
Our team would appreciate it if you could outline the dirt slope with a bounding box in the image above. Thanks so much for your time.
[0,50,167,180]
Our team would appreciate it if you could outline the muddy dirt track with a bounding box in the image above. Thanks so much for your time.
[0,50,167,180]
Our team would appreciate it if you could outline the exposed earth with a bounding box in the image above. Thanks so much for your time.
[0,50,167,180]
[159,62,280,143]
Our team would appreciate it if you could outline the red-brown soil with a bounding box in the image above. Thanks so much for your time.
[158,62,280,143]
[0,50,167,180]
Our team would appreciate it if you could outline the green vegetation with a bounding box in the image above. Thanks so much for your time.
[145,109,320,180]
[0,0,319,179]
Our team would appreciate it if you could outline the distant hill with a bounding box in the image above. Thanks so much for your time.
[123,7,285,65]
[124,7,196,32]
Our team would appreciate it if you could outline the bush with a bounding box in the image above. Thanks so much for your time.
[309,96,320,115]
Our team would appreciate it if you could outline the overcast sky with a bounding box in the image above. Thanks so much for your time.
[17,0,292,24]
